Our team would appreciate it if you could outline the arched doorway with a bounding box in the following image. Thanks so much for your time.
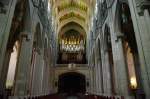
[58,72,86,94]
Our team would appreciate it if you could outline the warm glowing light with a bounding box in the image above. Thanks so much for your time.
[62,40,64,44]
[60,38,84,52]
[6,42,19,88]
[69,40,71,44]
[68,64,76,70]
[68,64,72,69]
[130,77,137,89]
[65,39,67,44]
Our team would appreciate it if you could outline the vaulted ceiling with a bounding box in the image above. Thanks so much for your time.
[50,0,96,37]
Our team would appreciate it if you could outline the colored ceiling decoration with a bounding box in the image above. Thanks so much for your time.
[59,12,85,23]
[50,0,96,34]
[58,0,88,13]
[50,0,96,63]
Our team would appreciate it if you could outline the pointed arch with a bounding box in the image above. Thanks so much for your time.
[58,22,86,38]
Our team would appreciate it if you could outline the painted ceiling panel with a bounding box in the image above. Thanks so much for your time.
[57,0,88,13]
[50,0,96,36]
[59,12,85,23]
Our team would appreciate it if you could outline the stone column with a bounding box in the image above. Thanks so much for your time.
[31,52,44,96]
[95,43,103,95]
[0,0,17,85]
[104,50,112,94]
[115,37,129,94]
[92,67,95,93]
[114,38,131,98]
[94,49,100,94]
[40,59,45,94]
[89,66,94,93]
[97,58,103,94]
[97,39,104,94]
[14,32,33,95]
[93,67,97,94]
[46,64,50,94]
[42,62,46,94]
[91,54,97,94]
[0,47,13,88]
[101,47,111,95]
[42,61,50,95]
[109,28,131,99]
[96,59,102,94]
[127,0,150,98]
[0,47,13,96]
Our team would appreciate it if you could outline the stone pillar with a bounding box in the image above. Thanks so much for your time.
[42,62,46,94]
[101,47,109,94]
[31,52,44,96]
[93,64,96,94]
[97,39,104,94]
[127,0,150,98]
[104,50,112,94]
[42,61,49,95]
[40,59,45,94]
[109,29,132,99]
[97,58,103,94]
[115,38,131,98]
[46,64,50,94]
[95,43,103,95]
[100,43,112,95]
[0,47,13,96]
[94,49,100,94]
[91,55,97,94]
[101,48,106,94]
[0,47,13,88]
[92,67,95,93]
[0,0,17,86]
[89,66,94,93]
[96,59,102,94]
[115,37,129,94]
[14,32,33,95]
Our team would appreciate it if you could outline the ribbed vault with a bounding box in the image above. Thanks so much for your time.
[50,0,96,37]
[59,22,86,38]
